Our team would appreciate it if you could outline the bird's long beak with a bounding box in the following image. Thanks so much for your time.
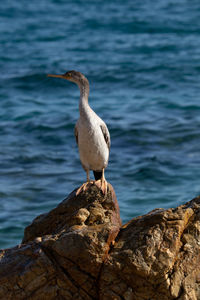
[47,74,65,79]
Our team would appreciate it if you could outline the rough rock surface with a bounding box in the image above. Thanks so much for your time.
[0,182,121,300]
[100,197,200,300]
[0,183,200,300]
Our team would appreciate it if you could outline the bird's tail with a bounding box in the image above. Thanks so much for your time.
[93,171,102,180]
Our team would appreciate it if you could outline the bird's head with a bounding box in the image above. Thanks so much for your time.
[47,70,88,87]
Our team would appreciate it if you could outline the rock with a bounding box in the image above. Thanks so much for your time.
[99,197,200,300]
[0,184,200,300]
[0,182,121,300]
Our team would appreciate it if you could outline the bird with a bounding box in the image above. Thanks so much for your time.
[47,70,110,195]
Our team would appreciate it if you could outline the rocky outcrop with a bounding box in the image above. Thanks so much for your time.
[0,183,121,300]
[99,198,200,300]
[0,182,200,300]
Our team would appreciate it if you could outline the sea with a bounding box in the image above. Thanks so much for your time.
[1,0,200,249]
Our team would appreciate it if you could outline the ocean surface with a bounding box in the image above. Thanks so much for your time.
[1,1,200,249]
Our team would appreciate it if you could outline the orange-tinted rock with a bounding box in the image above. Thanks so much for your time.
[99,197,200,300]
[0,182,121,300]
[0,185,200,300]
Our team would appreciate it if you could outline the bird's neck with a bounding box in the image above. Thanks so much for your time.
[78,82,90,117]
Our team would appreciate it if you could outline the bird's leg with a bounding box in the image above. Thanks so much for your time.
[76,170,92,195]
[100,168,108,195]
[94,169,108,195]
[86,170,95,184]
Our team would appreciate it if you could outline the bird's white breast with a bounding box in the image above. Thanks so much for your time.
[76,111,109,172]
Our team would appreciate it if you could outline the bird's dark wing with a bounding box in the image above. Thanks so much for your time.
[100,123,111,150]
[74,124,78,144]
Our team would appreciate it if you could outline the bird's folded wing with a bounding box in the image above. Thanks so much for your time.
[100,123,111,150]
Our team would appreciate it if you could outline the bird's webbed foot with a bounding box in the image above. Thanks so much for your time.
[94,179,108,195]
[76,181,94,196]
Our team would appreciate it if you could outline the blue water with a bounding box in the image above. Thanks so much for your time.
[1,1,200,249]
